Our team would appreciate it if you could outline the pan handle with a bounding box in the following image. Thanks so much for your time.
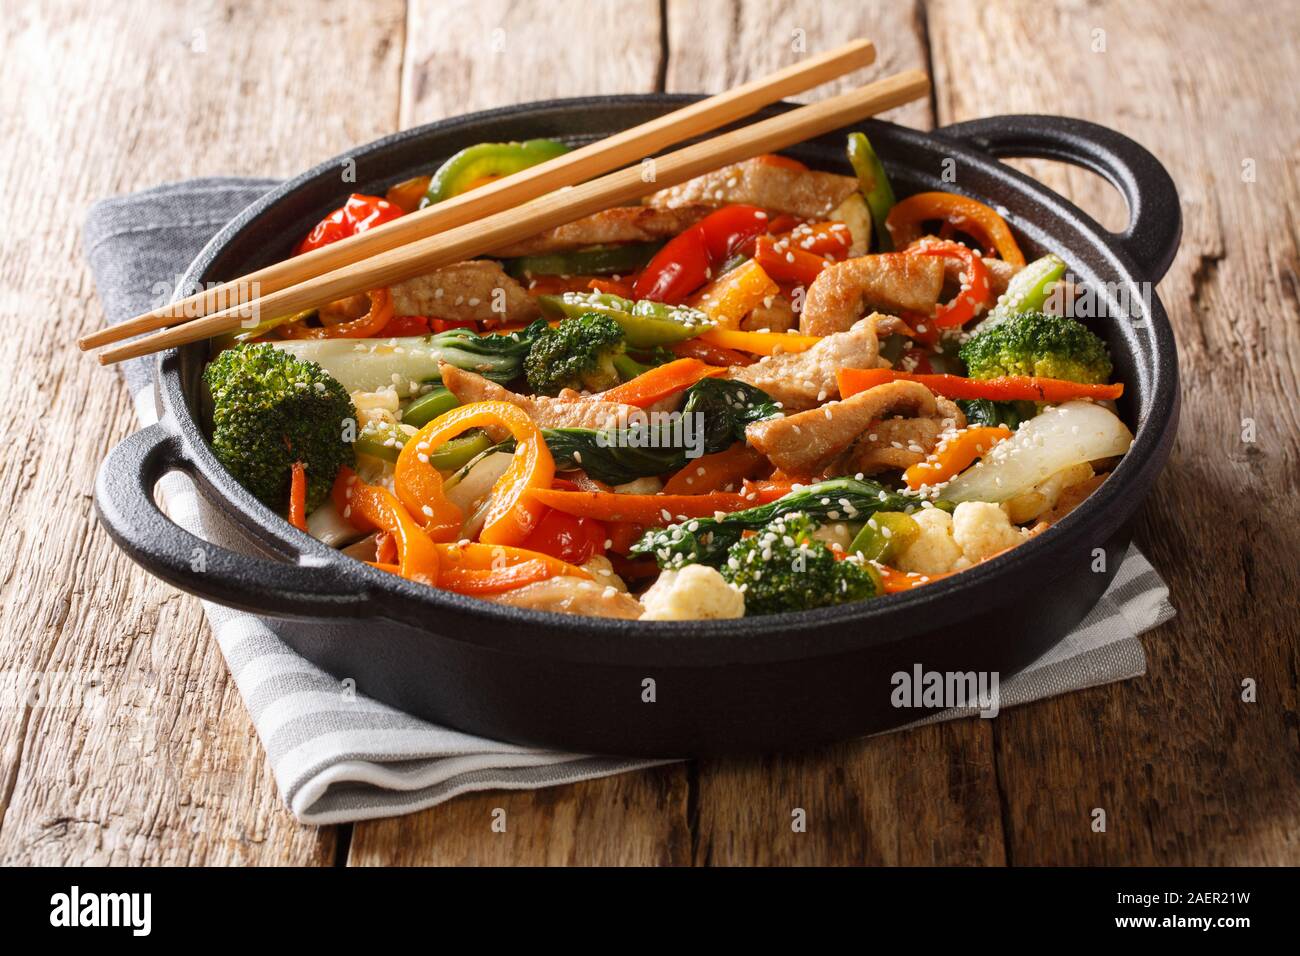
[934,115,1182,282]
[95,421,373,618]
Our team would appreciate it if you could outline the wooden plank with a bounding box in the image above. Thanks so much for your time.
[345,0,692,866]
[928,0,1300,865]
[664,0,934,130]
[400,0,664,128]
[0,0,405,865]
[665,0,1008,866]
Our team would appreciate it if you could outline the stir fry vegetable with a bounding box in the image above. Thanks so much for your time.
[203,126,1137,620]
[424,139,570,206]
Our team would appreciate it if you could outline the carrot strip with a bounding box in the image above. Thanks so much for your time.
[740,478,796,503]
[433,541,591,594]
[902,425,1013,490]
[663,444,764,495]
[698,326,821,356]
[287,461,309,531]
[529,488,755,524]
[878,566,953,593]
[600,357,726,407]
[837,368,1124,403]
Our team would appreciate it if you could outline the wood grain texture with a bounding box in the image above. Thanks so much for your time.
[0,0,406,865]
[928,0,1300,865]
[4,0,1295,866]
[349,765,691,866]
[399,0,663,128]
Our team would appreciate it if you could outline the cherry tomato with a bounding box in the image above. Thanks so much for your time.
[522,508,607,564]
[294,194,403,255]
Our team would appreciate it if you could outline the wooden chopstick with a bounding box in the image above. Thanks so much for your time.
[97,69,928,366]
[80,38,878,351]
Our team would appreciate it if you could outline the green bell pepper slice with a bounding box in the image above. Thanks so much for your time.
[423,139,570,206]
[536,291,714,348]
[401,386,460,429]
[847,132,896,252]
[848,511,921,564]
[354,421,492,471]
[503,242,662,279]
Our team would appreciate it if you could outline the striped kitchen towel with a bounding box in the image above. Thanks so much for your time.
[84,179,1176,824]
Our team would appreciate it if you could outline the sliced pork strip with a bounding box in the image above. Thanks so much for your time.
[646,158,859,220]
[483,576,644,619]
[489,204,713,257]
[390,260,538,323]
[743,382,967,478]
[438,363,636,431]
[728,316,882,412]
[799,254,944,336]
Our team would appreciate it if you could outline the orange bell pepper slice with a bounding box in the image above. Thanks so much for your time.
[332,467,440,586]
[698,326,821,356]
[663,444,764,495]
[902,425,1013,490]
[280,287,394,339]
[885,192,1026,268]
[400,401,553,547]
[385,175,431,214]
[837,368,1124,404]
[529,488,755,524]
[599,358,726,408]
[753,234,829,286]
[287,461,309,531]
[394,419,465,543]
[686,259,779,328]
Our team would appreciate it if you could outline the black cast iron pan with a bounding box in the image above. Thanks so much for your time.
[95,98,1181,756]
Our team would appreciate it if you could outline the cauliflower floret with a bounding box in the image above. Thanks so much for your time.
[640,564,745,621]
[951,501,1028,564]
[811,520,856,552]
[893,508,970,575]
[351,387,401,427]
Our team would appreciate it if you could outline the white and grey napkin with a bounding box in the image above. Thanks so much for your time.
[84,179,1175,824]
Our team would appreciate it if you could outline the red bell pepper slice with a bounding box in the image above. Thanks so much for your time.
[632,205,770,303]
[905,239,992,328]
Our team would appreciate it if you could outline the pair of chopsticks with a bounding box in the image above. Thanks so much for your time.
[84,39,928,365]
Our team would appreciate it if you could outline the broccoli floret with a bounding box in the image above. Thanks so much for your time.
[524,313,626,395]
[203,343,355,513]
[959,311,1112,384]
[719,513,880,616]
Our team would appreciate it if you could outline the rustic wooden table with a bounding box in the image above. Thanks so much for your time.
[1,0,1296,866]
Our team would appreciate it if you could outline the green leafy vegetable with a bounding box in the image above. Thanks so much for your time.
[203,343,354,512]
[721,513,881,616]
[632,477,949,568]
[524,313,626,395]
[271,322,545,394]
